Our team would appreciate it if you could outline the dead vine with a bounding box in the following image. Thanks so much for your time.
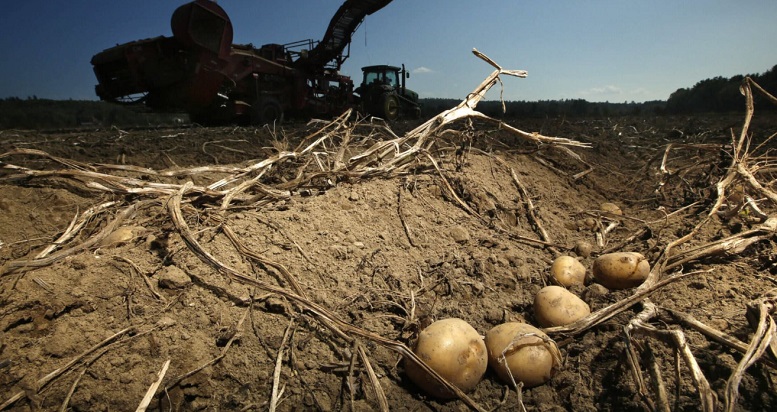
[588,77,777,412]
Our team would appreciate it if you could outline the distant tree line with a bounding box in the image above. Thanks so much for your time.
[419,64,777,119]
[0,97,185,130]
[2,64,775,130]
[419,65,777,119]
[665,65,777,114]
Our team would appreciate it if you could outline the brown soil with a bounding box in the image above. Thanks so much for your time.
[1,109,775,411]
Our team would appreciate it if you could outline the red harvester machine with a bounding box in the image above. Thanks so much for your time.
[91,0,392,125]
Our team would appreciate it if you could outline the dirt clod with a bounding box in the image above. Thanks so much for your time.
[157,265,191,290]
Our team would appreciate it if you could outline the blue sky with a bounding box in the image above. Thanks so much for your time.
[1,1,775,103]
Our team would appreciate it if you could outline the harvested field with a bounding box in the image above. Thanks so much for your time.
[1,60,776,411]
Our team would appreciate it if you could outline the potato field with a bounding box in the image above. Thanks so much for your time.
[1,68,776,411]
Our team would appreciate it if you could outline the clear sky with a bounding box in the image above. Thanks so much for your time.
[1,1,775,103]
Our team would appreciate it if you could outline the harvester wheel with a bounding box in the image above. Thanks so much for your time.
[251,97,284,126]
[380,93,400,121]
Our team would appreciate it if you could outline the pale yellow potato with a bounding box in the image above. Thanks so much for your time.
[574,240,593,258]
[592,252,650,289]
[600,202,623,215]
[484,322,560,387]
[550,255,586,287]
[404,318,488,399]
[533,285,591,327]
[98,225,145,247]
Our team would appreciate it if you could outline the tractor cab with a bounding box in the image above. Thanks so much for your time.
[356,64,420,121]
[362,65,402,88]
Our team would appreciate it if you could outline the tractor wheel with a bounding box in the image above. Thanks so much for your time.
[251,97,284,126]
[380,93,400,121]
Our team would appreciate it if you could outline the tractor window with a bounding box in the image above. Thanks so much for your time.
[385,71,398,87]
[364,69,399,86]
[364,72,380,85]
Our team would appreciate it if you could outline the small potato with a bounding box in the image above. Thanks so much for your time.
[574,240,593,258]
[600,202,623,215]
[534,285,591,327]
[484,322,560,387]
[404,318,488,399]
[592,252,650,289]
[550,256,586,287]
[99,226,145,247]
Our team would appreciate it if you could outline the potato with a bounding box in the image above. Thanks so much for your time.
[574,240,593,258]
[484,322,560,387]
[600,202,623,215]
[550,256,586,287]
[404,318,488,399]
[533,285,591,327]
[99,225,145,247]
[592,252,650,289]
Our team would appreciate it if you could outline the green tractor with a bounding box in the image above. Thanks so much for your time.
[355,64,421,121]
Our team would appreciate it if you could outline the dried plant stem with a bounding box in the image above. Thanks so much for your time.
[663,308,777,370]
[725,290,777,412]
[0,327,136,410]
[346,342,358,411]
[623,306,655,412]
[163,305,250,393]
[269,319,294,412]
[724,306,774,412]
[114,256,166,302]
[58,366,87,412]
[645,344,671,412]
[35,201,118,259]
[135,359,171,412]
[223,225,306,297]
[0,201,151,277]
[665,217,776,271]
[508,167,556,252]
[0,148,95,171]
[625,302,716,412]
[544,270,706,336]
[358,344,389,412]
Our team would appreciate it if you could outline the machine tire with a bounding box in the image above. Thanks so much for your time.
[251,97,284,126]
[380,93,400,121]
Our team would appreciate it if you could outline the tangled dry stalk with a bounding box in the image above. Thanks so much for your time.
[1,50,776,411]
[614,77,777,412]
